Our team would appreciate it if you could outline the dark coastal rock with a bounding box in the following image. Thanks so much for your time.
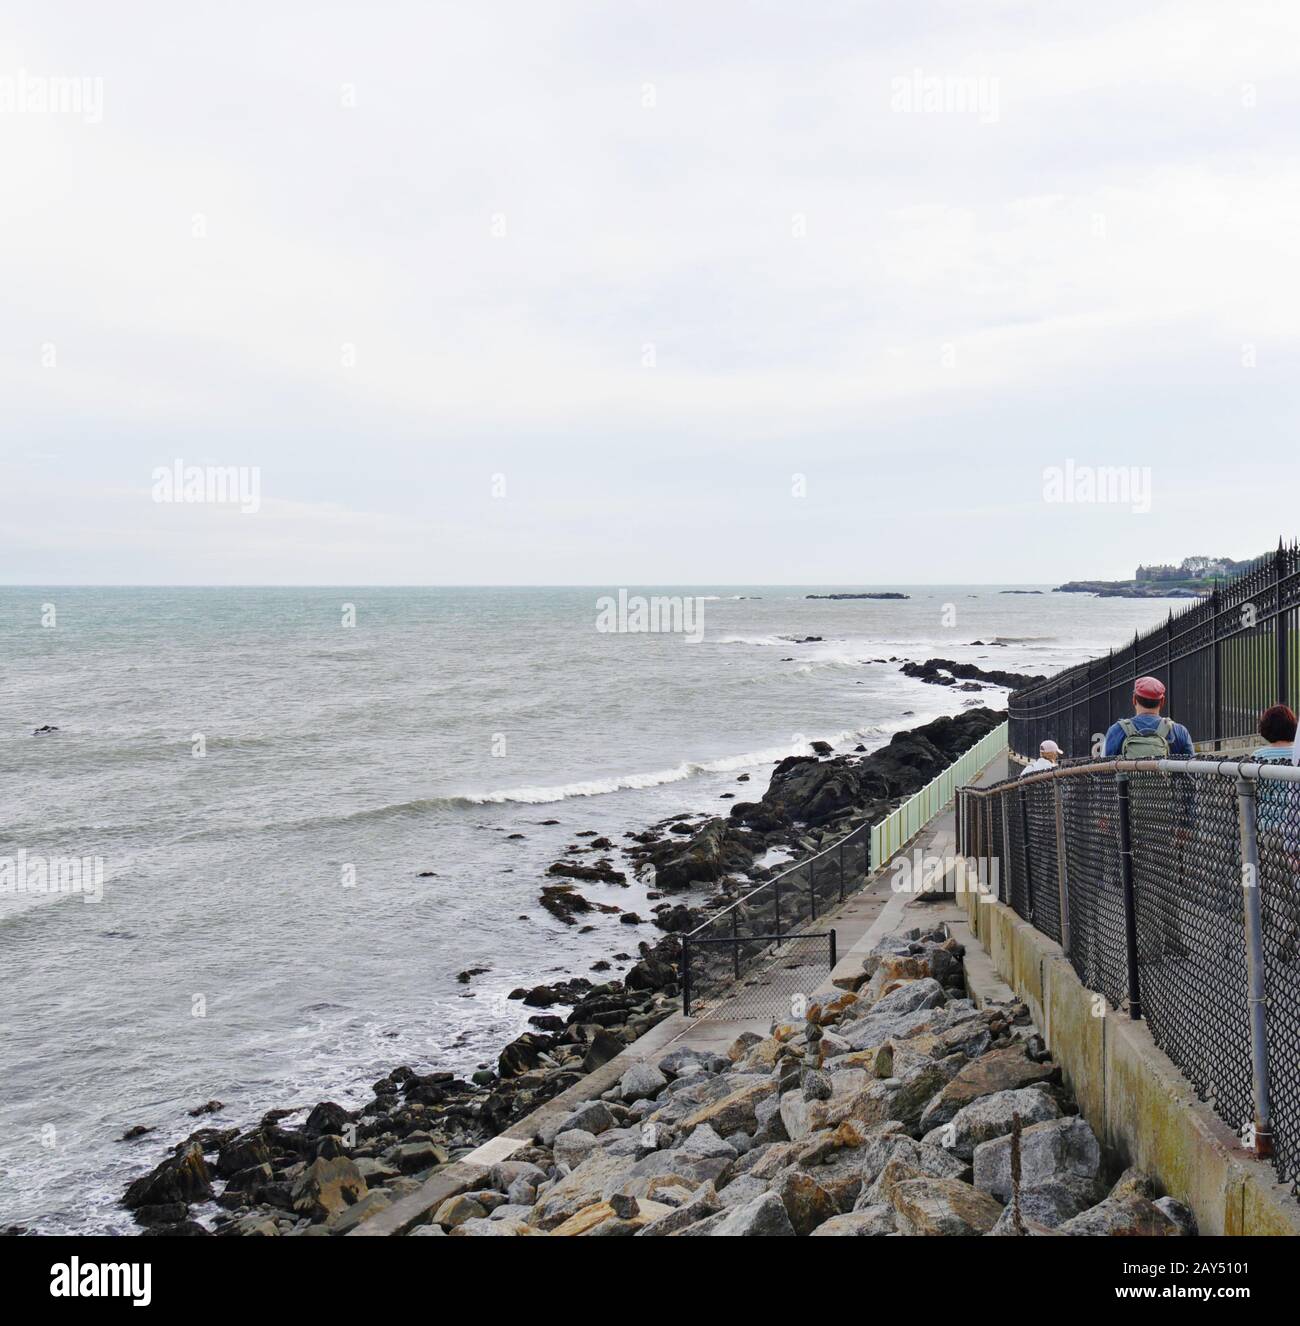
[215,1134,272,1177]
[303,1102,353,1137]
[901,659,1044,691]
[499,1034,551,1078]
[547,861,627,885]
[652,818,758,891]
[187,1099,224,1117]
[730,708,1006,829]
[123,1142,213,1209]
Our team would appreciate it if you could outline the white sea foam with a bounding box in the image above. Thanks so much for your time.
[450,725,893,806]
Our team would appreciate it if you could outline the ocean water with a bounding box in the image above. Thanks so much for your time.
[0,584,1178,1232]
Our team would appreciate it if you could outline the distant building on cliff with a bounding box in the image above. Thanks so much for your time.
[1136,556,1240,583]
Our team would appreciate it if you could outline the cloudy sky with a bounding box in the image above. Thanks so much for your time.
[2,0,1297,585]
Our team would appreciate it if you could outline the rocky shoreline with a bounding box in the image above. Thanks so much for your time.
[405,926,1197,1237]
[108,704,1007,1237]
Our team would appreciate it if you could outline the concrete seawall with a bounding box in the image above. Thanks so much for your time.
[957,879,1300,1236]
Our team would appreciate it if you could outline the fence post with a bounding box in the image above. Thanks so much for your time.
[985,797,994,903]
[829,928,837,969]
[1116,773,1142,1020]
[774,873,782,943]
[1019,787,1034,921]
[682,939,692,1017]
[809,855,817,922]
[1000,794,1012,904]
[1235,775,1274,1158]
[1276,546,1289,710]
[1054,777,1071,956]
[731,908,740,981]
[838,840,846,903]
[1210,588,1222,749]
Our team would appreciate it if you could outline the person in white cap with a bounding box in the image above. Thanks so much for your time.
[1019,739,1062,776]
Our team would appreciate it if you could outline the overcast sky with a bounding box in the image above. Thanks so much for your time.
[2,1,1297,585]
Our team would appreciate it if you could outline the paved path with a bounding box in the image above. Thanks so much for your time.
[355,749,1008,1233]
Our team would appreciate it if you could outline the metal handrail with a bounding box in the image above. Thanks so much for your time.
[681,818,869,940]
[966,754,1300,793]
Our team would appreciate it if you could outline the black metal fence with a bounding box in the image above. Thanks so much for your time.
[1009,543,1300,760]
[683,932,838,1023]
[681,820,868,1017]
[957,756,1300,1196]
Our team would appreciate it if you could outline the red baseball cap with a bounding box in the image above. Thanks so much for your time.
[1134,676,1166,701]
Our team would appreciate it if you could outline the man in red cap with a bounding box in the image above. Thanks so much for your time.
[1103,676,1194,757]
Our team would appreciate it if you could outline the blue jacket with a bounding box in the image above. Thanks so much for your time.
[1103,713,1194,757]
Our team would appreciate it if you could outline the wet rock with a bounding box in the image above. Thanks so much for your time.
[291,1156,367,1222]
[303,1102,352,1137]
[123,1142,213,1210]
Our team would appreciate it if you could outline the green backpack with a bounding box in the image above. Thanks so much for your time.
[1118,717,1173,758]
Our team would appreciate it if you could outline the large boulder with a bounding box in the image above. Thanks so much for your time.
[619,1063,668,1102]
[654,819,754,890]
[691,1190,796,1237]
[889,1176,1004,1235]
[1058,1194,1183,1236]
[549,1198,674,1237]
[528,1151,633,1230]
[972,1117,1102,1204]
[291,1157,367,1222]
[919,1045,1057,1131]
[123,1142,213,1209]
[678,1080,776,1137]
[810,1205,897,1236]
[770,1170,839,1236]
[923,1087,1061,1160]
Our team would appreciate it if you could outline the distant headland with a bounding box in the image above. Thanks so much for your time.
[1055,555,1246,599]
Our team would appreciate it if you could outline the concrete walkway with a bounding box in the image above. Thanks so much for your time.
[664,751,1012,1052]
[355,751,1008,1234]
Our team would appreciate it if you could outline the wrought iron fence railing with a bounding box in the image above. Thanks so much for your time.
[1008,542,1300,760]
[957,755,1300,1197]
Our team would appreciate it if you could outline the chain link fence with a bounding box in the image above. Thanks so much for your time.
[958,757,1300,1197]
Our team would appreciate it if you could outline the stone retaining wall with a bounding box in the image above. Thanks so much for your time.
[958,881,1300,1236]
